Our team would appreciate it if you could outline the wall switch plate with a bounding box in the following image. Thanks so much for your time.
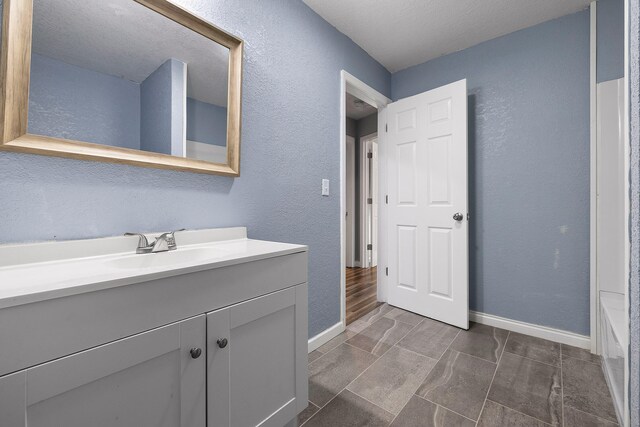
[321,179,330,196]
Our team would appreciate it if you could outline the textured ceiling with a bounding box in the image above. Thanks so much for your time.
[346,93,377,120]
[303,0,592,72]
[32,0,230,106]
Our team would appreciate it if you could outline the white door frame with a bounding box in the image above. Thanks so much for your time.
[622,0,631,424]
[359,132,378,268]
[589,1,598,355]
[340,70,391,328]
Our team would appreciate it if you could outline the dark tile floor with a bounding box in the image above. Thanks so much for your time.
[301,304,618,427]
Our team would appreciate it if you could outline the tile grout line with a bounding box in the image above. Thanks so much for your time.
[404,327,461,413]
[561,344,565,427]
[304,312,426,426]
[366,318,418,355]
[415,394,477,423]
[475,330,509,426]
[343,317,426,398]
[483,398,553,426]
[392,326,463,425]
[386,324,456,426]
[478,334,559,427]
[307,340,339,366]
[341,317,428,424]
[561,353,603,367]
[385,318,441,427]
[448,345,501,366]
[563,403,620,425]
[501,349,562,368]
[389,343,439,362]
[559,349,618,424]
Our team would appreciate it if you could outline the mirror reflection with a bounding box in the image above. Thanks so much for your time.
[29,0,230,164]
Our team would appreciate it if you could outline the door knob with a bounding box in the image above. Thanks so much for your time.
[217,338,228,349]
[453,212,464,221]
[189,347,202,359]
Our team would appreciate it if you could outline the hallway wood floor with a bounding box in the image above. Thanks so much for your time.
[346,266,380,325]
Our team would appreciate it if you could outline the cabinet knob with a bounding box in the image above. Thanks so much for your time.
[189,347,202,359]
[217,338,228,349]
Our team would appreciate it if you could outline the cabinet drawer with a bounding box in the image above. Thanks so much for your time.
[0,315,206,427]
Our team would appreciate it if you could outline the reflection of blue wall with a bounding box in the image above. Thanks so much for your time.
[186,98,227,146]
[597,0,624,82]
[140,59,186,156]
[28,53,140,149]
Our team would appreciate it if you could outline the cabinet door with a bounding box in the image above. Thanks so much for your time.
[0,315,206,427]
[207,284,308,427]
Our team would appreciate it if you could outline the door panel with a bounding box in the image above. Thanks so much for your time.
[0,316,206,427]
[207,285,308,427]
[397,141,418,204]
[387,79,468,329]
[428,136,452,204]
[397,225,417,290]
[428,227,453,298]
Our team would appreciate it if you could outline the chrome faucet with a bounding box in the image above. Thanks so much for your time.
[125,229,185,254]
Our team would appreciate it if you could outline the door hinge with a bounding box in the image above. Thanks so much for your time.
[385,124,388,132]
[385,195,388,204]
[385,267,388,276]
[367,152,373,159]
[367,198,373,204]
[467,213,470,221]
[367,244,373,250]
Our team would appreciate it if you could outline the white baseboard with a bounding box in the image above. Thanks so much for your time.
[470,311,591,349]
[308,321,344,353]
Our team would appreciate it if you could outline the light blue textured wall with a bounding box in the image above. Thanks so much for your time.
[186,97,227,146]
[392,11,590,335]
[0,0,390,338]
[28,53,140,149]
[597,0,624,82]
[140,58,186,156]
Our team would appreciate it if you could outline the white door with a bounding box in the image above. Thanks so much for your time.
[345,135,356,267]
[386,79,468,329]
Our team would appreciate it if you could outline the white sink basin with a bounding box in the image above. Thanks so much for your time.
[107,247,224,269]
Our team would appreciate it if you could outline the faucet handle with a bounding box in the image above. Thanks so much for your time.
[124,232,149,248]
[157,229,186,250]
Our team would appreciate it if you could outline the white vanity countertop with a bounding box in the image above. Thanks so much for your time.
[0,227,307,309]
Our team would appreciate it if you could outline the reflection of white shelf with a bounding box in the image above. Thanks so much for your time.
[186,140,227,163]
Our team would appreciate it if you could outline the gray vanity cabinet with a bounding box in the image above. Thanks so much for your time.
[207,285,308,427]
[0,245,308,427]
[0,315,207,427]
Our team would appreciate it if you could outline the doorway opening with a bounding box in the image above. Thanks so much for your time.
[340,71,390,328]
[344,93,379,324]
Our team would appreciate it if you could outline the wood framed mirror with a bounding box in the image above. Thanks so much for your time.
[0,0,243,176]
